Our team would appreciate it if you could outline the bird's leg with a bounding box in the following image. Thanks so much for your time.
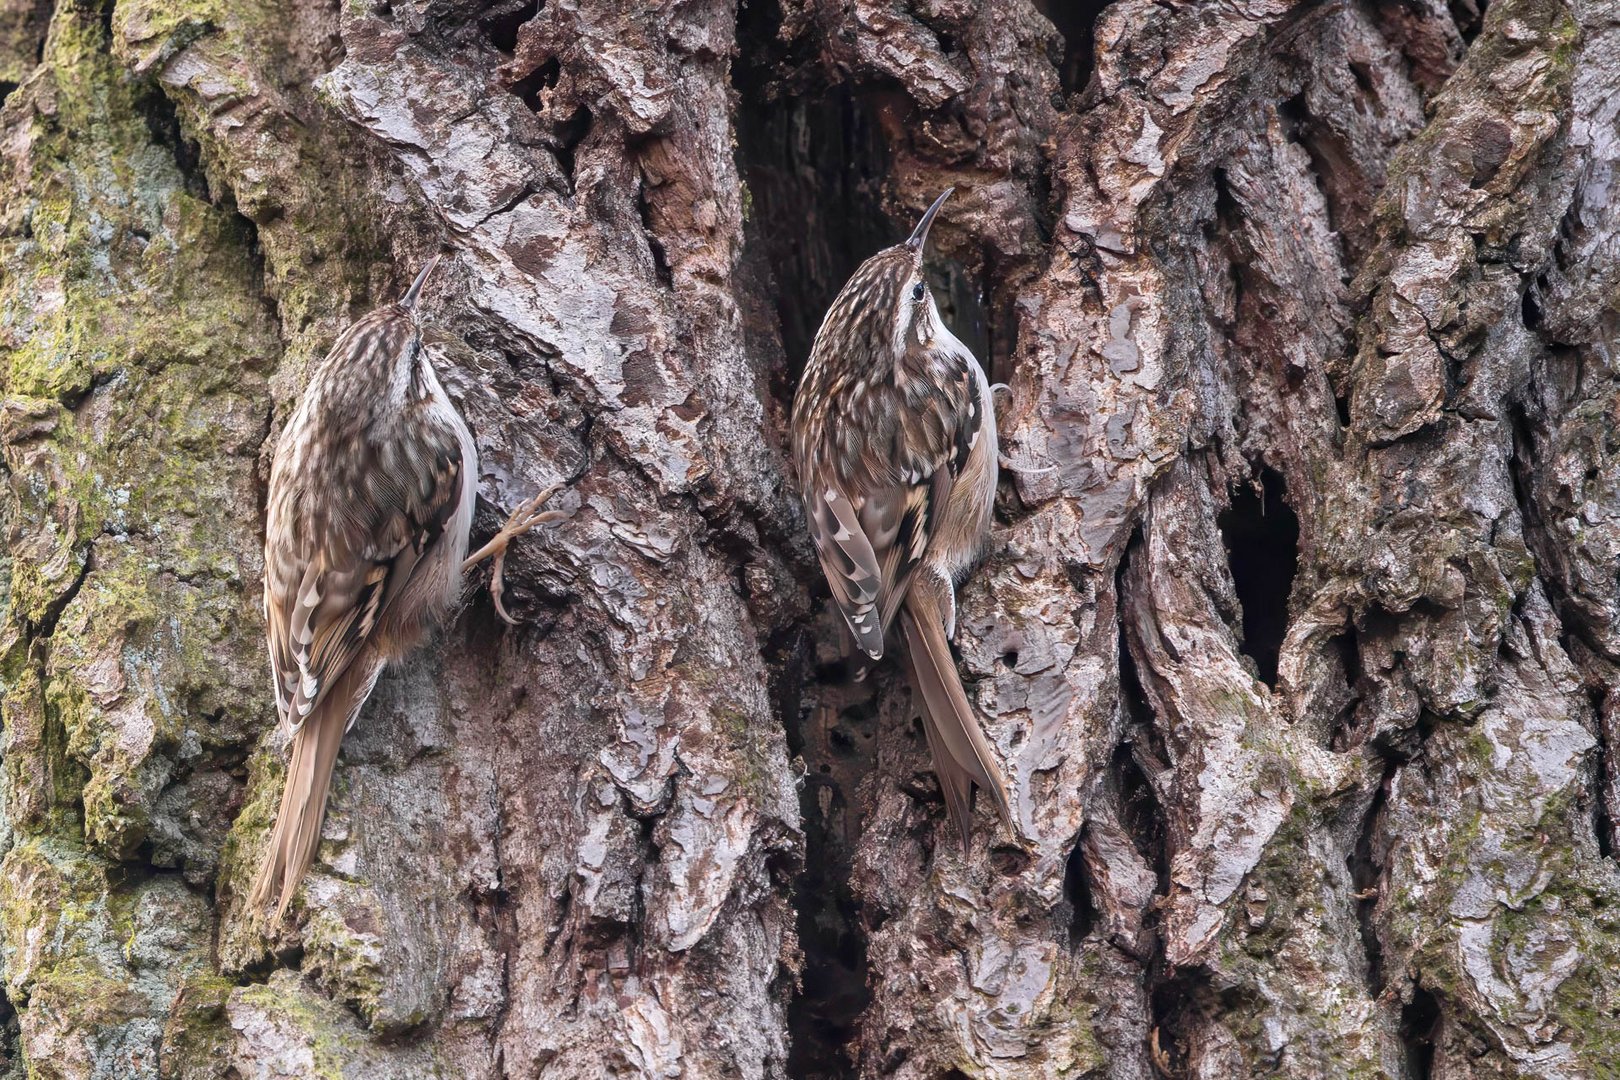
[462,483,571,625]
[989,382,1015,428]
[910,564,958,640]
[988,383,1057,476]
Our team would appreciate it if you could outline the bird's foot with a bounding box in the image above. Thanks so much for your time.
[462,483,572,624]
[988,384,1056,475]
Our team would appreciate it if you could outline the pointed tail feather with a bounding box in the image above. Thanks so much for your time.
[246,652,384,922]
[900,598,1011,847]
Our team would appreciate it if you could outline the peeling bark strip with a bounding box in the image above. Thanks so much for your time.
[0,0,1618,1077]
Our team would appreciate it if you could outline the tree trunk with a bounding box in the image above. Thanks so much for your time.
[1,0,1617,1076]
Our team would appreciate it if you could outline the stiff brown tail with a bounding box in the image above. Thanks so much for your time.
[246,652,384,921]
[900,598,1012,847]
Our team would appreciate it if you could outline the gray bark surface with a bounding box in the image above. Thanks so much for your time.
[0,0,1617,1077]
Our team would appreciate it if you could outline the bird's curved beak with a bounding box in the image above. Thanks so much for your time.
[905,188,954,251]
[401,254,442,312]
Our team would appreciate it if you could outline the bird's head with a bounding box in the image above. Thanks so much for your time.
[821,188,955,366]
[383,254,441,373]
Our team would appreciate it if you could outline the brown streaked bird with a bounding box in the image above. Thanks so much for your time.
[249,256,567,921]
[791,189,1012,845]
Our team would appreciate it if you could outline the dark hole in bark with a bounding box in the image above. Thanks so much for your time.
[1450,0,1485,43]
[1115,536,1172,892]
[0,83,15,107]
[552,103,591,188]
[635,184,672,287]
[1211,167,1243,241]
[633,808,662,868]
[1064,829,1099,940]
[235,934,306,985]
[767,626,812,753]
[933,254,995,385]
[0,981,18,1075]
[778,668,876,1078]
[1147,970,1209,1077]
[1347,59,1376,97]
[1591,687,1617,860]
[1598,756,1616,859]
[790,846,870,1071]
[1504,400,1549,624]
[827,724,858,755]
[480,0,540,54]
[734,0,895,394]
[742,76,892,382]
[1400,982,1442,1079]
[1275,91,1310,139]
[136,85,207,202]
[1217,466,1299,688]
[507,57,560,113]
[1112,740,1169,895]
[1328,624,1364,749]
[1521,284,1543,331]
[1348,757,1395,994]
[1032,0,1107,96]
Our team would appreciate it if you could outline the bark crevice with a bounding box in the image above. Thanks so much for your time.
[1216,465,1300,689]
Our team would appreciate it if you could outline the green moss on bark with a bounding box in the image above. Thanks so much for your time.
[0,3,276,1075]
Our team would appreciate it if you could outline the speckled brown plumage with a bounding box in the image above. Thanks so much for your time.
[249,257,566,921]
[791,190,1011,845]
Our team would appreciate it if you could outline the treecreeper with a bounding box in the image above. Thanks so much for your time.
[248,256,569,922]
[791,189,1013,845]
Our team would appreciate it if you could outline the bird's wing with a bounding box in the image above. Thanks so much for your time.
[264,416,466,733]
[804,473,886,659]
[803,347,984,659]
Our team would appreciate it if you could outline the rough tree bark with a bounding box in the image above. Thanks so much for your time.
[1,0,1617,1076]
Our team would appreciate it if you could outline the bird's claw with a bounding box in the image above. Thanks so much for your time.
[989,382,1020,429]
[999,454,1057,475]
[984,383,1055,474]
[463,483,572,625]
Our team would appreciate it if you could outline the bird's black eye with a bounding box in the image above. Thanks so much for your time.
[911,281,926,302]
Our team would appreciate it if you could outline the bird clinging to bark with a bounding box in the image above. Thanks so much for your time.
[790,189,1012,845]
[249,255,568,921]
